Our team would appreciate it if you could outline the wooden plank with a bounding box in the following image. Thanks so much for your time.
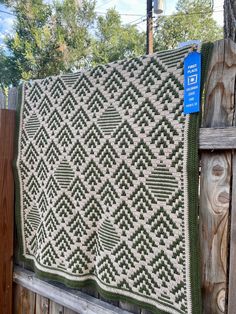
[0,109,16,314]
[203,39,236,128]
[13,283,23,314]
[199,127,236,149]
[22,286,36,314]
[8,87,18,110]
[13,283,36,314]
[228,152,236,312]
[0,89,6,109]
[64,308,78,314]
[50,301,64,314]
[14,267,132,314]
[199,39,236,314]
[200,153,230,314]
[36,294,50,314]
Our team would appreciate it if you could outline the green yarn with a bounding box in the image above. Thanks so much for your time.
[14,44,212,314]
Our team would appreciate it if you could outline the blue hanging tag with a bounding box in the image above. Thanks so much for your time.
[184,51,201,114]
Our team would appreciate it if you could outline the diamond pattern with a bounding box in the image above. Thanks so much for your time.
[15,44,200,314]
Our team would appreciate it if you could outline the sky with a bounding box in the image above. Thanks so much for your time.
[95,0,224,30]
[0,4,14,48]
[0,0,224,49]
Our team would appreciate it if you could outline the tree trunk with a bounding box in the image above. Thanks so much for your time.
[224,0,236,41]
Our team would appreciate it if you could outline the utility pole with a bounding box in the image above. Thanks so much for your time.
[146,0,153,54]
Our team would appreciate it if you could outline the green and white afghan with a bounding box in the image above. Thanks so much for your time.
[15,46,204,314]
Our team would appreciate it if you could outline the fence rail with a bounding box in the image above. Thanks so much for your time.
[14,267,131,314]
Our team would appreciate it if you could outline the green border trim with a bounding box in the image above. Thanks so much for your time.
[187,42,213,314]
[13,45,213,314]
[13,83,25,263]
[187,112,201,314]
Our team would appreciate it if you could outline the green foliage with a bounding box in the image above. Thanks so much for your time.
[53,0,96,70]
[92,9,145,65]
[4,0,95,82]
[0,2,145,85]
[0,0,223,86]
[154,0,223,51]
[0,49,19,89]
[6,0,56,81]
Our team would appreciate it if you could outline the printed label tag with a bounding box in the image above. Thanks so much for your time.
[184,51,201,114]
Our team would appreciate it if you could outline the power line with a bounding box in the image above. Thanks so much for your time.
[0,8,144,19]
[129,16,146,25]
[132,18,146,27]
[112,8,224,25]
[96,11,144,17]
[0,8,145,18]
[96,0,114,9]
[126,16,146,27]
[128,9,223,26]
[0,6,223,20]
[160,9,223,17]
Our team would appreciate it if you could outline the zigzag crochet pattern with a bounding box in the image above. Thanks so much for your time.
[15,45,203,314]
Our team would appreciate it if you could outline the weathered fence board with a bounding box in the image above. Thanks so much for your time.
[0,109,16,314]
[0,89,6,109]
[13,283,82,314]
[14,267,132,314]
[8,87,18,110]
[200,38,236,314]
[200,153,230,313]
[50,301,64,314]
[0,87,18,110]
[228,152,236,314]
[200,127,236,149]
[203,39,236,128]
[36,294,50,314]
[13,284,36,314]
[64,309,78,314]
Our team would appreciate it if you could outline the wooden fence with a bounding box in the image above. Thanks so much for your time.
[1,38,236,314]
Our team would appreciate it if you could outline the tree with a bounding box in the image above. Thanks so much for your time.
[5,0,56,81]
[0,2,145,85]
[224,0,236,41]
[154,0,223,51]
[92,9,145,65]
[0,49,19,89]
[4,0,95,82]
[53,0,96,70]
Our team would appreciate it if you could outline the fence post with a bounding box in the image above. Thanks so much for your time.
[0,88,16,313]
[199,39,236,314]
[227,45,236,313]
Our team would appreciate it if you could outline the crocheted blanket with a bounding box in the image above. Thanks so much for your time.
[15,46,203,314]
